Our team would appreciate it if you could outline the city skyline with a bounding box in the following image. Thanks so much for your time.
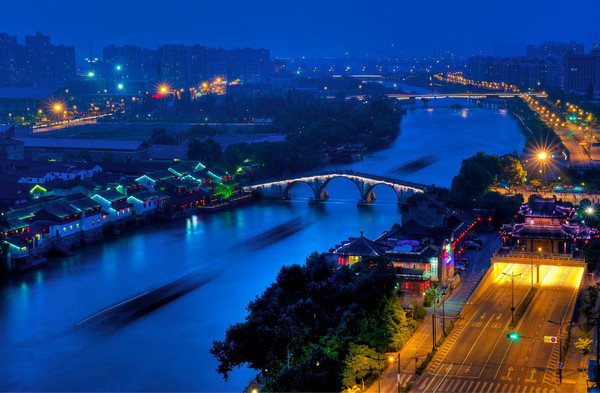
[1,0,599,61]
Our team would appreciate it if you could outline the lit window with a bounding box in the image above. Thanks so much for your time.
[70,225,73,231]
[63,227,66,233]
[76,223,79,229]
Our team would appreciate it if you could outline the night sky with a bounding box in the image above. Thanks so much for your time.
[2,0,599,60]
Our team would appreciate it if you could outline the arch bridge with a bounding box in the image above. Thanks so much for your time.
[245,170,430,205]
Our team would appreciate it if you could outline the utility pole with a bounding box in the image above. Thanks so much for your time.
[502,271,523,323]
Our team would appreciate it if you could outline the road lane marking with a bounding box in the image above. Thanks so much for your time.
[456,312,496,374]
[430,364,453,393]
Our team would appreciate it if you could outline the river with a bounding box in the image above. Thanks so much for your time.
[0,101,525,392]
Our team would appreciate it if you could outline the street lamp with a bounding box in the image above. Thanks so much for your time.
[502,271,524,323]
[364,353,386,393]
[389,354,401,393]
[548,319,572,384]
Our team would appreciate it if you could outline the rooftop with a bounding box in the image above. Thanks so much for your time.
[15,138,149,151]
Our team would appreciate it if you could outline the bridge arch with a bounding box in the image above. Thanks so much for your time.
[365,183,406,203]
[317,175,364,202]
[283,181,318,200]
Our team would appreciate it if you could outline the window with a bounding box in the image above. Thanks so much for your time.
[76,223,79,229]
[70,225,73,231]
[63,227,66,233]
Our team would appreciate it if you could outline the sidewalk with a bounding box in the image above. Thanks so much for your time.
[560,273,597,393]
[364,270,486,393]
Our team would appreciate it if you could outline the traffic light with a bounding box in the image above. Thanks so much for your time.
[507,332,519,341]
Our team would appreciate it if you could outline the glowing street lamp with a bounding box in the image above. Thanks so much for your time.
[54,104,62,111]
[537,151,547,160]
[88,71,95,77]
[586,206,595,215]
[118,83,124,90]
[116,65,121,71]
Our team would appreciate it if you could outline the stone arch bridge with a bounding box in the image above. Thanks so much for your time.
[245,170,430,205]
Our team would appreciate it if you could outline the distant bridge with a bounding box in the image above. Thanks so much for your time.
[245,170,430,204]
[327,92,548,102]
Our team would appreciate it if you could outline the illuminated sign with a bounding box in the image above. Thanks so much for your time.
[429,257,438,281]
[443,243,453,266]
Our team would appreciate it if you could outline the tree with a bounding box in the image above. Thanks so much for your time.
[500,155,527,190]
[149,128,176,145]
[211,254,414,391]
[575,330,593,356]
[450,152,502,208]
[187,137,222,165]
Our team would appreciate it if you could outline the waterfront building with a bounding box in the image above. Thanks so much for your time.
[91,190,133,222]
[127,191,169,216]
[330,231,389,266]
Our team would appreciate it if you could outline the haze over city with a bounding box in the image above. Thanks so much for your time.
[2,0,600,59]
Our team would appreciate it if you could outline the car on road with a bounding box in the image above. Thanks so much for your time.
[458,257,470,266]
[464,241,482,250]
[454,264,466,271]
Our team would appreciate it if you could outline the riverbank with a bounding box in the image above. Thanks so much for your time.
[1,191,256,274]
[0,100,528,392]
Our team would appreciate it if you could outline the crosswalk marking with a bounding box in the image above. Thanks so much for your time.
[438,379,449,392]
[418,377,429,389]
[446,379,458,391]
[473,381,481,392]
[480,382,488,392]
[466,381,474,392]
[458,380,469,392]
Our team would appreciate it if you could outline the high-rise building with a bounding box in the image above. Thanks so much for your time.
[226,48,271,81]
[158,45,189,87]
[0,31,75,84]
[563,47,600,94]
[526,41,584,59]
[98,43,271,87]
[0,33,24,85]
[467,56,563,89]
[103,45,142,80]
[53,45,76,81]
[25,32,54,82]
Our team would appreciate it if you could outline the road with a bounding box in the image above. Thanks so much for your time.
[365,233,501,393]
[410,265,583,393]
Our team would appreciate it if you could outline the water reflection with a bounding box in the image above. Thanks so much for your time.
[0,104,527,392]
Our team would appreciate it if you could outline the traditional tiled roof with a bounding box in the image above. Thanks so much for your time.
[386,245,438,263]
[376,219,431,242]
[94,189,127,202]
[509,223,578,240]
[333,232,389,257]
[519,195,571,219]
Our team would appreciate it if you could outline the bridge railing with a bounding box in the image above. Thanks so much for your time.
[492,251,585,263]
[244,169,430,190]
